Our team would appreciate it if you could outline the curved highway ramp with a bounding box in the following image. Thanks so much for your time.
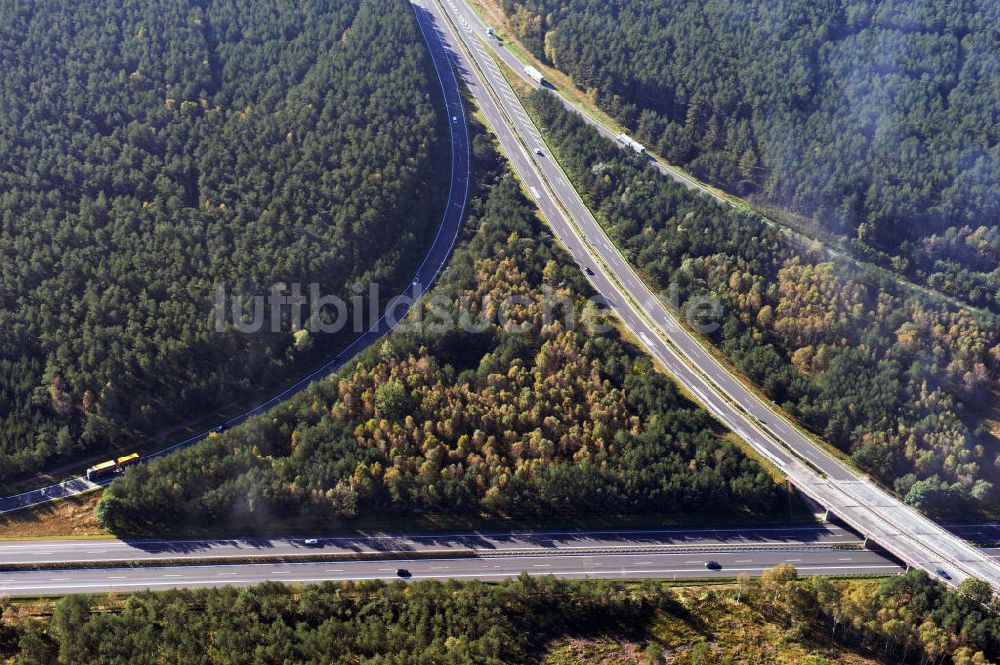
[0,8,471,517]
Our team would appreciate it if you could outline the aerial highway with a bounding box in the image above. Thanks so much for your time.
[0,549,904,597]
[450,2,728,206]
[1,0,994,600]
[6,522,1000,595]
[0,0,471,517]
[0,524,867,566]
[449,0,981,316]
[0,523,897,596]
[3,522,999,566]
[422,0,1000,590]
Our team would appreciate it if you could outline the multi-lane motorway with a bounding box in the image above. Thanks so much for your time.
[0,524,889,596]
[0,525,866,566]
[0,550,904,597]
[422,0,1000,590]
[6,522,1000,596]
[1,0,996,598]
[0,524,896,597]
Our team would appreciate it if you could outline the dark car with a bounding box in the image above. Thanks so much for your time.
[212,423,227,434]
[584,266,595,276]
[935,567,951,580]
[705,561,722,570]
[395,568,412,578]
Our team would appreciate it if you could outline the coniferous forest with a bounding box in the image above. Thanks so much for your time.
[96,120,786,534]
[0,0,447,480]
[501,0,999,310]
[528,90,1000,514]
[0,1,998,662]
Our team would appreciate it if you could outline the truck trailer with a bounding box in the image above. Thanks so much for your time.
[616,133,646,155]
[86,453,140,481]
[524,65,546,86]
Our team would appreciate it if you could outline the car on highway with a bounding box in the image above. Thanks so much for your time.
[452,115,458,124]
[534,147,544,156]
[584,266,595,276]
[303,538,320,547]
[936,567,951,580]
[705,560,722,570]
[212,423,227,434]
[425,0,1000,591]
[395,568,412,578]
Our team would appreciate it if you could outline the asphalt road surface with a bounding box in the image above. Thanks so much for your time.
[425,0,1000,590]
[0,549,905,597]
[460,0,981,316]
[4,522,1000,567]
[2,0,995,598]
[0,0,471,516]
[453,2,728,205]
[7,522,1000,595]
[0,525,867,566]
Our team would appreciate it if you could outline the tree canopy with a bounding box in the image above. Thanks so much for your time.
[528,89,1000,513]
[96,121,785,534]
[2,570,996,664]
[502,0,999,310]
[0,0,447,479]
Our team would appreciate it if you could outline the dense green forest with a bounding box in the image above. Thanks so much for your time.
[95,122,785,534]
[0,0,447,480]
[2,570,996,664]
[528,90,1000,513]
[501,0,1000,310]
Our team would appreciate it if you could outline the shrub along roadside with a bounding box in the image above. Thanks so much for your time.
[3,569,997,664]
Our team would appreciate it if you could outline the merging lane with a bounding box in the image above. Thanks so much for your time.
[454,1,979,315]
[2,0,995,598]
[425,0,1000,590]
[451,2,727,204]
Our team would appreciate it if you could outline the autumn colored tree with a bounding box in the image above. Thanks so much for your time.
[528,89,1000,513]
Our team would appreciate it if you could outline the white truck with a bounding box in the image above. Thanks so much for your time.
[616,133,646,155]
[524,64,546,86]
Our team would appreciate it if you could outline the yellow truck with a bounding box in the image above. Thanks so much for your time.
[86,453,140,481]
